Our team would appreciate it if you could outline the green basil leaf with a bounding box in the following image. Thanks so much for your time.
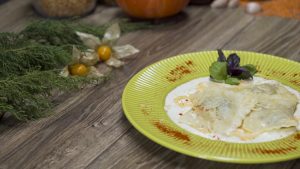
[209,61,227,80]
[225,77,240,85]
[237,69,253,79]
[210,76,224,83]
[241,64,257,76]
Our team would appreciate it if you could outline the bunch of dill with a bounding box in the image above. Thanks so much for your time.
[0,20,154,121]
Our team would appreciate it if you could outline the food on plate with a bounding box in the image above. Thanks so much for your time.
[165,51,300,143]
[242,83,298,134]
[165,77,300,143]
[182,79,298,140]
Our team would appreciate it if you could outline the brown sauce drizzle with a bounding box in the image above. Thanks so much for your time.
[294,133,300,140]
[289,80,300,86]
[152,121,190,143]
[254,147,296,155]
[140,104,151,115]
[166,60,194,82]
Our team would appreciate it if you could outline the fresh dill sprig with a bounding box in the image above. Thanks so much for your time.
[0,70,106,121]
[0,19,156,121]
[0,33,72,79]
[21,20,155,46]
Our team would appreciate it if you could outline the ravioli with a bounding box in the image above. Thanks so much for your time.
[179,80,299,140]
[242,83,298,133]
[181,82,256,135]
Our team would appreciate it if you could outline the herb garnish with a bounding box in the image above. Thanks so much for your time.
[209,49,257,85]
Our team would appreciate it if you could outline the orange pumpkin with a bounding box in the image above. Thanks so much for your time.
[116,0,190,19]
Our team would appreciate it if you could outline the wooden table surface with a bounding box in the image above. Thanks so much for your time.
[1,1,300,169]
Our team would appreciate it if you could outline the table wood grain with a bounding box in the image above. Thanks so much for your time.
[0,0,300,169]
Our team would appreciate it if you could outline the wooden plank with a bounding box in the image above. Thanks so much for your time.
[86,128,296,169]
[0,4,299,169]
[223,15,300,62]
[80,7,121,26]
[0,0,35,32]
[291,159,300,169]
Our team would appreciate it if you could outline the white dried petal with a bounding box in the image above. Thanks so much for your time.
[76,31,101,49]
[60,66,70,77]
[103,23,121,44]
[70,46,81,65]
[105,57,124,68]
[246,2,262,14]
[228,0,239,8]
[211,0,228,8]
[88,66,104,78]
[80,51,99,66]
[113,45,140,59]
[86,49,95,53]
[72,46,81,57]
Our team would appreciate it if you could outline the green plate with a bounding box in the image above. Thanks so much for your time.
[122,51,300,164]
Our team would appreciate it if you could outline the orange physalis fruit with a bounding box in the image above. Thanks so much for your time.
[97,45,112,61]
[69,63,89,76]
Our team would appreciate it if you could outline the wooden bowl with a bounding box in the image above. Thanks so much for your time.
[116,0,190,19]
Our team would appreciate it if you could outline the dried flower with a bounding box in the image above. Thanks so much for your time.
[76,23,139,68]
[60,46,103,77]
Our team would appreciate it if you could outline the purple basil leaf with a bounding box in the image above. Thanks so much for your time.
[229,67,253,79]
[217,49,226,62]
[229,67,245,76]
[227,53,240,69]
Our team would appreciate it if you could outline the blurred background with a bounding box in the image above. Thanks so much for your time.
[1,0,299,32]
